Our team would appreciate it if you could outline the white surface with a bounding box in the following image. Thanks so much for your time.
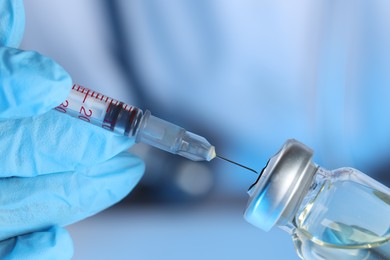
[67,204,298,260]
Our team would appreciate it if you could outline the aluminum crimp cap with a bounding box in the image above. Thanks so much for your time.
[244,139,317,231]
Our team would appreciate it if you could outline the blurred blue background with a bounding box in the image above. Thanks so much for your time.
[21,0,390,259]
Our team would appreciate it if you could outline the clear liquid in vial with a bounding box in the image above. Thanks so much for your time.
[293,173,390,260]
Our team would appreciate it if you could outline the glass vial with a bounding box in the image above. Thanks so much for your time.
[244,139,390,259]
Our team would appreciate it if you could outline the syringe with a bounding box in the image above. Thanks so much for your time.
[55,84,216,161]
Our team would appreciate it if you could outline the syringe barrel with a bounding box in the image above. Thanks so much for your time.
[55,85,143,137]
[55,84,215,161]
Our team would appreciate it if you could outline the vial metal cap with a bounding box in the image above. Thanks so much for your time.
[244,139,317,231]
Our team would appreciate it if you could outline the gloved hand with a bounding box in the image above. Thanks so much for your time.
[0,1,144,259]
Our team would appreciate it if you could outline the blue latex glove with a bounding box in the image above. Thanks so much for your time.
[0,1,144,259]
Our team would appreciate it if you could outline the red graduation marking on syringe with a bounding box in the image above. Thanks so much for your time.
[106,99,113,113]
[83,89,90,103]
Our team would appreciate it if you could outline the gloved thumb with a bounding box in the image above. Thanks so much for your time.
[0,226,73,260]
[0,47,72,120]
[0,0,25,48]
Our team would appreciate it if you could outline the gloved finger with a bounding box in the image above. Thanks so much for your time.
[0,0,24,48]
[0,151,144,241]
[0,226,73,260]
[0,110,135,177]
[0,47,72,120]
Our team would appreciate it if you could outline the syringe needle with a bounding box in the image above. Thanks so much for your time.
[216,155,258,174]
